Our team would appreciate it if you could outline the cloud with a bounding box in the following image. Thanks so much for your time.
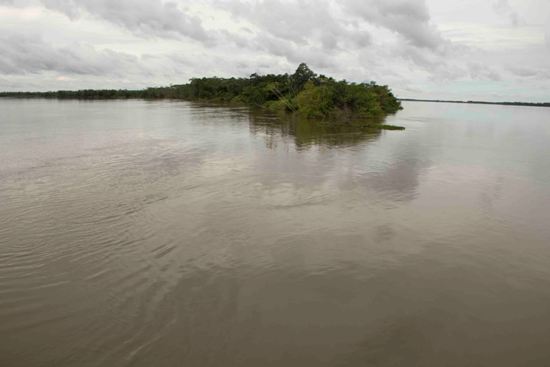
[252,33,339,69]
[2,0,210,42]
[508,66,549,79]
[0,0,548,101]
[468,62,501,81]
[342,0,446,50]
[219,0,372,52]
[0,32,143,76]
[492,0,520,26]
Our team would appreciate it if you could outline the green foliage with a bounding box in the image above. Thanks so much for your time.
[290,63,317,93]
[0,63,403,122]
[295,81,334,119]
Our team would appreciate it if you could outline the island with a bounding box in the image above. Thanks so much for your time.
[0,63,404,128]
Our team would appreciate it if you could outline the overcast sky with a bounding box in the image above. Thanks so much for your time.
[0,0,548,101]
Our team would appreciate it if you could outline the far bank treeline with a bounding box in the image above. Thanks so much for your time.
[0,64,402,121]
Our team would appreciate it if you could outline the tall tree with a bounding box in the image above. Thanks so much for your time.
[290,63,317,93]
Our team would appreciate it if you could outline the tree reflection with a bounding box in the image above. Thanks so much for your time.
[248,111,385,150]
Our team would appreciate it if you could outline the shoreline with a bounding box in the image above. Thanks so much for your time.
[399,98,550,108]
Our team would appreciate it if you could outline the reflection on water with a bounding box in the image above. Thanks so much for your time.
[248,112,383,149]
[1,99,550,367]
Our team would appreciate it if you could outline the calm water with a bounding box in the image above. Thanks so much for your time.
[1,99,550,366]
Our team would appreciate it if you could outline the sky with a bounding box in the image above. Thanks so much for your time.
[0,0,549,102]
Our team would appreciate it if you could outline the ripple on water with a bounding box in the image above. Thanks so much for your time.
[2,100,550,367]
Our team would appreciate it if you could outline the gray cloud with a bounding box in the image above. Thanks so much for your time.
[468,62,501,81]
[220,0,372,52]
[0,0,548,101]
[342,0,446,50]
[2,0,210,42]
[508,66,549,79]
[493,0,520,26]
[0,32,144,76]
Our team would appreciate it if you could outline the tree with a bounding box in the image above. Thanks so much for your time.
[290,63,317,94]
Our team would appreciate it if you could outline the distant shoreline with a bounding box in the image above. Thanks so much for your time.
[2,94,547,109]
[399,98,550,108]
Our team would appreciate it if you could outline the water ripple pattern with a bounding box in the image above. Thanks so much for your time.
[1,99,550,367]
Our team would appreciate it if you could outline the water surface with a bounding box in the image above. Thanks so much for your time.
[1,99,550,366]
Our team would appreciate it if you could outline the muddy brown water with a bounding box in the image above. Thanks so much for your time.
[1,99,550,366]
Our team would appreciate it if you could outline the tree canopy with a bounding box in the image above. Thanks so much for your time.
[0,64,403,121]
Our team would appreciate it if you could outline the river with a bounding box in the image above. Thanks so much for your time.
[1,99,550,366]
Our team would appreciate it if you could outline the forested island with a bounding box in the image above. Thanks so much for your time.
[0,64,402,125]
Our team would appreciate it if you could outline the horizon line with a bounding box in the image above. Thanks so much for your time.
[1,90,549,107]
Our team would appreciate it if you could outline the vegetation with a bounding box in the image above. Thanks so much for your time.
[0,64,403,122]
